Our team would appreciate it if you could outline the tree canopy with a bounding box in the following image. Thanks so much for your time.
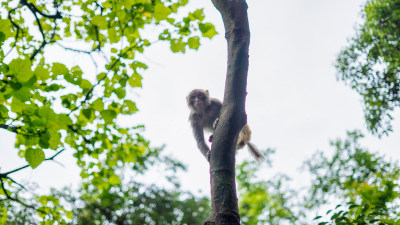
[336,0,400,135]
[0,0,216,223]
[2,0,400,224]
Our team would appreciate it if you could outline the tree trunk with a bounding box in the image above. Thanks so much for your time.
[205,0,250,224]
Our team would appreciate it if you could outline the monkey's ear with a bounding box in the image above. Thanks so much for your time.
[205,90,209,96]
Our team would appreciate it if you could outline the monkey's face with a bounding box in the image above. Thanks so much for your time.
[187,90,209,112]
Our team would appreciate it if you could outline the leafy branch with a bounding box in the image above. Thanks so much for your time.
[0,148,65,178]
[0,148,65,213]
[6,0,62,60]
[68,42,140,115]
[5,7,22,58]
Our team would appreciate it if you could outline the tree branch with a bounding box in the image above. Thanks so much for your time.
[5,7,22,58]
[0,148,65,215]
[0,148,65,177]
[15,0,62,60]
[20,0,62,19]
[0,178,47,215]
[68,125,92,144]
[0,124,20,133]
[206,0,251,224]
[55,42,92,54]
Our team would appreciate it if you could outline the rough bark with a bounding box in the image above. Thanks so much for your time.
[205,0,250,224]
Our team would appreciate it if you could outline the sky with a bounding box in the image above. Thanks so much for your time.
[1,0,400,196]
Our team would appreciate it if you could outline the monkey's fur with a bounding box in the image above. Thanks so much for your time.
[187,89,264,161]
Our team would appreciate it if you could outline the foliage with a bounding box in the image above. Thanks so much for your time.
[336,0,400,135]
[236,149,303,225]
[2,182,210,225]
[306,131,400,224]
[0,0,216,222]
[1,151,210,224]
[0,190,74,224]
[71,182,210,225]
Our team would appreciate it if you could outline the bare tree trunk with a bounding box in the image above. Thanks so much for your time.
[205,0,250,224]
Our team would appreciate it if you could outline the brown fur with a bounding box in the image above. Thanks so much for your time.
[187,89,264,161]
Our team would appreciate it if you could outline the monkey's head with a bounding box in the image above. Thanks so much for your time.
[187,89,210,112]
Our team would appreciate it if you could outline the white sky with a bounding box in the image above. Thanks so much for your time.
[1,0,400,197]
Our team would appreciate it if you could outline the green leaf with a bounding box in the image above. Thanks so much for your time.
[92,98,104,111]
[128,73,143,87]
[9,81,22,90]
[82,108,93,120]
[170,38,186,53]
[44,83,64,92]
[65,66,83,85]
[52,63,69,76]
[25,148,45,169]
[79,79,93,91]
[109,174,121,185]
[34,66,50,81]
[122,0,135,9]
[0,32,5,44]
[114,87,126,99]
[66,211,73,220]
[8,58,33,82]
[0,19,12,38]
[154,3,172,22]
[199,23,218,39]
[13,87,32,102]
[32,119,45,127]
[38,106,57,121]
[97,72,107,81]
[131,61,148,71]
[101,109,117,123]
[188,37,200,50]
[92,15,107,29]
[108,28,120,43]
[10,98,26,113]
[191,9,205,21]
[0,104,8,118]
[313,216,323,220]
[39,132,51,149]
[121,100,138,114]
[111,48,118,53]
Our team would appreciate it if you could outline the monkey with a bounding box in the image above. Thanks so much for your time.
[187,89,221,159]
[187,89,264,161]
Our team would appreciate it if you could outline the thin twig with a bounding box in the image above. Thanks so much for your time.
[0,148,65,177]
[5,177,27,191]
[29,7,47,60]
[5,7,22,58]
[55,42,92,54]
[68,125,92,144]
[0,178,47,214]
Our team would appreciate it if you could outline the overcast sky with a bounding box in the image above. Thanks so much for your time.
[1,0,400,195]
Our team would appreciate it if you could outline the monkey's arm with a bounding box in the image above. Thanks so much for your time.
[191,123,210,159]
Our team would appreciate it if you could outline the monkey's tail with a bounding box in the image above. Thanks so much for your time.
[247,142,265,161]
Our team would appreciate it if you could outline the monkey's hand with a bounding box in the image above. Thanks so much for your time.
[208,134,213,143]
